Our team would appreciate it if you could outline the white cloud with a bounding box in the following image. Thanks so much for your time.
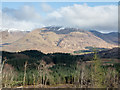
[1,4,118,32]
[2,17,43,31]
[3,5,42,22]
[45,4,118,32]
[40,3,53,12]
[2,5,43,31]
[0,10,2,26]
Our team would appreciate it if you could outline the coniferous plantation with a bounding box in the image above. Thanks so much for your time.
[1,48,120,88]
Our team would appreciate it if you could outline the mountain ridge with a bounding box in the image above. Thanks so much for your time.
[1,27,117,53]
[90,30,119,45]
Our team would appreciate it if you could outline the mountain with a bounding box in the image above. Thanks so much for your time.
[0,30,29,45]
[90,30,119,45]
[42,26,85,34]
[2,27,117,53]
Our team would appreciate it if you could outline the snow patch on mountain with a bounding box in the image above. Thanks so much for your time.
[57,27,65,31]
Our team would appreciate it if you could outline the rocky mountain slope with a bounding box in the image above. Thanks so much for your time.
[1,27,117,53]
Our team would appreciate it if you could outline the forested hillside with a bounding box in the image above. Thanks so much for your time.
[1,48,120,88]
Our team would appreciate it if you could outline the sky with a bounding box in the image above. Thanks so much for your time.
[0,2,118,33]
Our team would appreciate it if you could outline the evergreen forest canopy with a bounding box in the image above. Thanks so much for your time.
[1,48,120,88]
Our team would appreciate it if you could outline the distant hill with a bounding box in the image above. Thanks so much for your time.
[81,47,120,61]
[90,30,119,45]
[98,47,120,59]
[0,30,29,45]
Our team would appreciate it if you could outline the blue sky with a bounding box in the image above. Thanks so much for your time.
[1,2,118,32]
[2,2,118,18]
[2,2,118,10]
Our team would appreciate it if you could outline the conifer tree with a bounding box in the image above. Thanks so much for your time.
[91,52,106,88]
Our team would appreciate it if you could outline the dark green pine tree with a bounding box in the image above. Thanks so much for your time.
[91,52,106,88]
